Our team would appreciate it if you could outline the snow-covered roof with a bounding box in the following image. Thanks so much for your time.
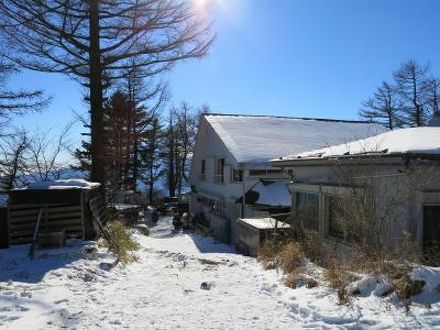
[16,179,101,190]
[205,114,386,164]
[247,180,291,207]
[238,217,291,229]
[277,127,440,161]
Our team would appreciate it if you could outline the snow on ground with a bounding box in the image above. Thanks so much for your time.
[1,216,440,329]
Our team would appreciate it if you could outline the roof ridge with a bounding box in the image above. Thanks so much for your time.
[204,112,373,124]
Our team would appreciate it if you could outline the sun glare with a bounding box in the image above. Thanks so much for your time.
[192,0,214,12]
[191,0,226,15]
[191,0,243,24]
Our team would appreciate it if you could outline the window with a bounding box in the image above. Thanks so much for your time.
[231,168,243,183]
[214,158,225,184]
[326,196,344,239]
[199,159,206,181]
[295,192,319,231]
[248,169,283,176]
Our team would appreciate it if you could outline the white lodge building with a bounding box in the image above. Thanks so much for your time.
[271,126,440,253]
[189,113,385,243]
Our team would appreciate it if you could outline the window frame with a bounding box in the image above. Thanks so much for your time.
[248,169,283,177]
[214,158,225,184]
[230,168,243,183]
[199,159,206,181]
[294,191,319,232]
[325,195,345,239]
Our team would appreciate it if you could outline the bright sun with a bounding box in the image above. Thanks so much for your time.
[192,0,220,11]
[191,0,237,21]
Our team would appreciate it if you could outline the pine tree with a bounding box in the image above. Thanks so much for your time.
[0,0,213,186]
[140,115,164,203]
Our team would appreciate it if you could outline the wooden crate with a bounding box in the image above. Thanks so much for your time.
[8,203,83,244]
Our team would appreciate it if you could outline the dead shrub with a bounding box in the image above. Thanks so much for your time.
[284,271,301,289]
[279,242,304,273]
[302,232,330,267]
[307,278,319,289]
[393,273,426,312]
[324,262,357,306]
[258,238,285,270]
[103,220,140,265]
[422,244,440,267]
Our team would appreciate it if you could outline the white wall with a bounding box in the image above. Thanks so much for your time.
[284,160,440,250]
[189,117,283,242]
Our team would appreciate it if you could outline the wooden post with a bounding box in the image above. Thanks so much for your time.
[80,191,85,240]
[29,208,44,260]
[44,205,48,232]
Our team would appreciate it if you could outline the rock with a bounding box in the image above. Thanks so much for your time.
[176,254,186,262]
[85,247,98,254]
[83,273,95,282]
[306,279,319,289]
[134,224,150,236]
[200,282,214,290]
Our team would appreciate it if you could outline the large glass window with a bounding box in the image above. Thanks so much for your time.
[248,169,282,176]
[295,192,319,231]
[326,196,345,239]
[231,168,243,183]
[199,159,206,181]
[214,158,225,184]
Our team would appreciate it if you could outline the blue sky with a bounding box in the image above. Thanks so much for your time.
[7,0,440,148]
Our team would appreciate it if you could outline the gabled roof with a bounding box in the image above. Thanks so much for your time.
[275,127,440,162]
[205,113,386,164]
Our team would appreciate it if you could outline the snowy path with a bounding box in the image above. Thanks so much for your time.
[1,216,440,329]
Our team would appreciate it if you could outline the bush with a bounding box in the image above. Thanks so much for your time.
[302,232,330,267]
[393,273,425,312]
[279,242,304,273]
[103,220,140,265]
[324,262,357,306]
[258,238,285,270]
[307,278,319,289]
[284,271,301,289]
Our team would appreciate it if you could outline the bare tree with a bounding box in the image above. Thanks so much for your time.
[0,0,214,186]
[0,130,28,190]
[393,59,430,127]
[360,81,401,130]
[163,103,207,196]
[0,60,50,129]
[23,124,73,183]
[425,77,440,117]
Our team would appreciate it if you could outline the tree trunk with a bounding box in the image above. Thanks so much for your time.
[168,141,175,197]
[89,0,105,188]
[149,165,154,203]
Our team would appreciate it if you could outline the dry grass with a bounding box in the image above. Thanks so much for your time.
[307,278,319,289]
[278,242,304,273]
[301,232,330,267]
[258,239,285,270]
[258,224,429,311]
[284,270,302,289]
[392,273,426,312]
[324,262,358,306]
